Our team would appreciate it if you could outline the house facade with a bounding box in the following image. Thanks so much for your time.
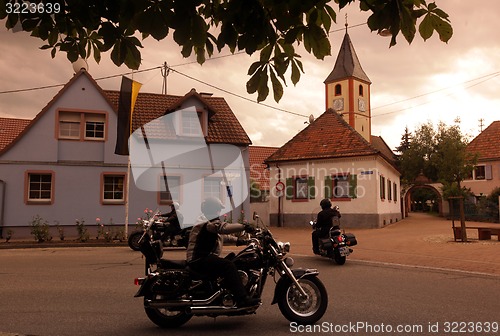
[265,29,401,229]
[0,70,251,239]
[463,121,500,197]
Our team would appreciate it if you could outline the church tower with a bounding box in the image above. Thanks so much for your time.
[324,25,372,142]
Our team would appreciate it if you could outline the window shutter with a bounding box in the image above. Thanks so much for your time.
[485,165,493,180]
[324,176,332,199]
[308,176,315,199]
[285,178,293,200]
[349,174,357,199]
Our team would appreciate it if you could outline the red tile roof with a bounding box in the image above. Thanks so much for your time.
[103,89,251,146]
[0,70,251,155]
[466,121,500,161]
[266,109,383,163]
[0,117,31,151]
[249,146,279,190]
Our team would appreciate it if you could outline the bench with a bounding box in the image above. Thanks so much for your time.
[452,226,500,241]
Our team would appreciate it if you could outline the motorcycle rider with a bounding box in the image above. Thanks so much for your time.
[186,196,260,308]
[161,202,183,241]
[312,198,341,254]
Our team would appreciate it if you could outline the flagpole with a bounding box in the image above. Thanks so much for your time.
[124,156,131,238]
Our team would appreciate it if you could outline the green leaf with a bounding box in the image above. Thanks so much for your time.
[248,61,262,76]
[270,68,284,102]
[256,70,269,102]
[291,61,301,86]
[418,14,433,41]
[246,67,264,94]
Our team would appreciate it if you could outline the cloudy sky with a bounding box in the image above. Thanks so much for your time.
[1,1,499,151]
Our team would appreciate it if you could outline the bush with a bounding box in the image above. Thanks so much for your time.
[30,215,52,242]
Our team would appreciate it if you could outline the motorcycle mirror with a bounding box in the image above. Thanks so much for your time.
[309,221,314,226]
[253,211,259,220]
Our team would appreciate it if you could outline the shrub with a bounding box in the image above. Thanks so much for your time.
[30,215,52,242]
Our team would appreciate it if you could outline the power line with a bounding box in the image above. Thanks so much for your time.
[372,71,500,118]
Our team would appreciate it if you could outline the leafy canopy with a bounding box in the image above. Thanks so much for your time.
[396,121,477,189]
[0,0,452,102]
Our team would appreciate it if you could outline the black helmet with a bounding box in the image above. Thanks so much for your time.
[320,198,332,210]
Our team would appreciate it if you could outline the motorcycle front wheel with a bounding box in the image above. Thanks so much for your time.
[144,294,193,328]
[278,275,328,325]
[127,231,143,251]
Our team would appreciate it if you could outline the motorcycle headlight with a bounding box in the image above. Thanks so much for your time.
[277,241,291,254]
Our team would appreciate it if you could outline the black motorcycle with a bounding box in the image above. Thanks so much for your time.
[310,207,357,265]
[128,213,191,251]
[134,212,328,328]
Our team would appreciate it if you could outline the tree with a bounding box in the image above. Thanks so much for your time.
[398,121,438,184]
[0,0,452,102]
[398,121,476,190]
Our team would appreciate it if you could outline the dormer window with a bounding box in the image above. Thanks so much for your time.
[177,108,208,137]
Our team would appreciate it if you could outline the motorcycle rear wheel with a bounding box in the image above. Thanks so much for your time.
[143,295,193,328]
[333,250,346,265]
[278,275,328,325]
[127,231,143,251]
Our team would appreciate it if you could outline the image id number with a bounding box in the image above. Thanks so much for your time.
[443,321,499,333]
[5,1,61,14]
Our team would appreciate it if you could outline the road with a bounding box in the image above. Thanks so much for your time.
[0,247,499,336]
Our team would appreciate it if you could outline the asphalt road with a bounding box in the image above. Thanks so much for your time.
[0,247,499,336]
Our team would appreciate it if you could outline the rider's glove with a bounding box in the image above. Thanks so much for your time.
[236,237,250,246]
[243,223,256,234]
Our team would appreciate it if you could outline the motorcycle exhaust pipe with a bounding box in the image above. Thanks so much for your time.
[145,291,222,309]
[188,305,257,315]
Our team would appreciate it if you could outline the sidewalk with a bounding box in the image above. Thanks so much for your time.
[266,212,500,277]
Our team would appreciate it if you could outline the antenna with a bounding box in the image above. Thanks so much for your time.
[161,61,170,95]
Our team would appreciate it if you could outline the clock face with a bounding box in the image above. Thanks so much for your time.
[333,98,344,111]
[358,98,366,112]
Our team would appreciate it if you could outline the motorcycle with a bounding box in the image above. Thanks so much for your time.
[134,211,328,328]
[310,206,357,265]
[128,213,191,251]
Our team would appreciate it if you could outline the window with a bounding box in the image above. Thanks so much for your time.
[285,176,315,200]
[204,177,222,200]
[393,182,398,202]
[473,165,492,180]
[102,174,125,204]
[387,179,392,201]
[58,111,106,141]
[380,176,386,200]
[159,175,180,204]
[85,114,105,139]
[181,110,203,136]
[359,84,364,97]
[26,172,53,204]
[59,112,81,139]
[333,175,350,198]
[324,174,357,199]
[334,84,342,96]
[295,177,309,199]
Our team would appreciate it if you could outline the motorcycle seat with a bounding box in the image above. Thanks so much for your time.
[159,259,187,269]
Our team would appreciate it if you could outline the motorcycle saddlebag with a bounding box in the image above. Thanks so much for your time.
[344,233,357,246]
[319,238,332,249]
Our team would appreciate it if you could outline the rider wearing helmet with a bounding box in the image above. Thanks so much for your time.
[161,202,183,240]
[186,196,260,308]
[312,198,341,254]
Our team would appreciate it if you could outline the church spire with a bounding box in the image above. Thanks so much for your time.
[324,29,371,84]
